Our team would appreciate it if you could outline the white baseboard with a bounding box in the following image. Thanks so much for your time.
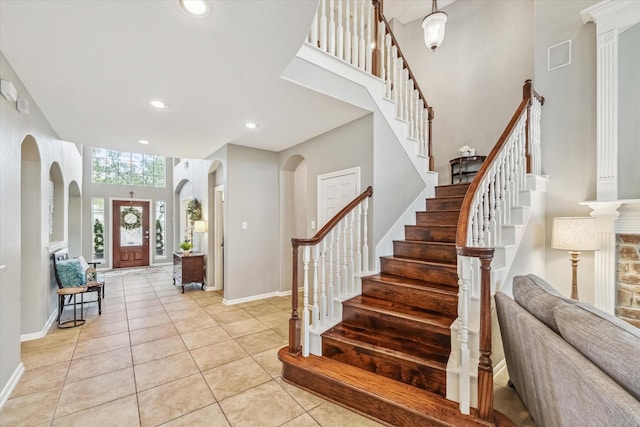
[0,362,25,409]
[223,291,282,305]
[20,309,56,342]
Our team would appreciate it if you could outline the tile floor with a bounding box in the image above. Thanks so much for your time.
[0,266,535,426]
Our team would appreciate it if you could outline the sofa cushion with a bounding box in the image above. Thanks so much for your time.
[554,302,640,401]
[512,274,573,334]
[56,258,87,288]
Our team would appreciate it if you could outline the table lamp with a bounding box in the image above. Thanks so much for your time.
[193,220,207,253]
[551,217,600,300]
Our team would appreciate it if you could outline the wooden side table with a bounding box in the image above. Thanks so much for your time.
[173,252,205,293]
[450,155,487,184]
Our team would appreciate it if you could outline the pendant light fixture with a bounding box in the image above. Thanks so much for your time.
[421,0,448,51]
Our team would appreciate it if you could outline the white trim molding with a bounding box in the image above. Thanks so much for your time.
[0,363,25,409]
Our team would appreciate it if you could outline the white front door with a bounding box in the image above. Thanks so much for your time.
[318,167,361,228]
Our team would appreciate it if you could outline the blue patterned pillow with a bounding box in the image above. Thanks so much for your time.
[56,258,87,288]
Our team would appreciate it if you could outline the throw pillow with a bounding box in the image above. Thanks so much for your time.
[512,274,573,334]
[554,302,640,401]
[56,258,87,288]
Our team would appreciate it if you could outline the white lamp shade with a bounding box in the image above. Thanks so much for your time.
[193,220,207,233]
[551,217,599,251]
[422,11,447,51]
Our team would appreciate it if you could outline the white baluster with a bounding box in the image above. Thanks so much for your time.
[391,45,399,105]
[334,221,342,297]
[351,0,358,66]
[312,244,320,328]
[403,69,409,121]
[309,6,319,46]
[362,198,369,273]
[483,183,490,247]
[327,229,335,322]
[348,211,355,294]
[408,80,415,138]
[337,0,344,60]
[345,0,351,64]
[328,0,335,56]
[490,173,500,246]
[384,32,392,98]
[302,246,310,356]
[365,1,372,73]
[359,0,366,70]
[320,0,327,52]
[320,239,327,325]
[342,218,348,296]
[356,204,362,292]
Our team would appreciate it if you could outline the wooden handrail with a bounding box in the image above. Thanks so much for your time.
[288,185,373,354]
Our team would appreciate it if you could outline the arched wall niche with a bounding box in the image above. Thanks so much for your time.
[68,181,82,256]
[175,179,193,248]
[48,162,64,244]
[20,135,43,335]
[279,154,308,293]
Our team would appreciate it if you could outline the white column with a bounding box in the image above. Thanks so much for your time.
[581,200,621,315]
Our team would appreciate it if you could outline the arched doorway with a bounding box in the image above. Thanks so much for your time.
[68,181,82,256]
[279,155,307,293]
[20,136,42,336]
[207,160,224,290]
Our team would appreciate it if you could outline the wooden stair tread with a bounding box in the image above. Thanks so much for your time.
[397,240,456,247]
[324,323,449,366]
[344,295,455,329]
[279,348,508,427]
[364,273,458,296]
[381,255,456,269]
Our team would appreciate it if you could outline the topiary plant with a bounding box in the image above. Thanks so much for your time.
[155,219,164,255]
[186,198,202,222]
[93,219,104,258]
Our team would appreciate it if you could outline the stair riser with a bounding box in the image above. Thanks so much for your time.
[435,185,468,198]
[380,258,458,286]
[341,306,451,354]
[362,280,457,317]
[425,197,464,211]
[416,211,460,226]
[393,241,457,264]
[322,338,446,396]
[405,226,456,243]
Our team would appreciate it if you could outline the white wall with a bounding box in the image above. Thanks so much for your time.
[0,52,83,399]
[618,23,640,200]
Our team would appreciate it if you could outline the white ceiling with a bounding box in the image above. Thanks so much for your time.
[0,0,370,159]
[384,0,456,25]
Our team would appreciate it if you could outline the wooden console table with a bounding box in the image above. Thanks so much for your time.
[450,155,487,184]
[172,252,205,293]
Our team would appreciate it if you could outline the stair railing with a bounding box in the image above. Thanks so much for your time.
[288,186,373,357]
[455,80,544,420]
[307,0,434,170]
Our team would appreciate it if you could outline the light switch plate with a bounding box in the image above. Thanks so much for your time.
[242,221,248,230]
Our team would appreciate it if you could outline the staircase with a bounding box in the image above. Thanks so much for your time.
[279,183,513,426]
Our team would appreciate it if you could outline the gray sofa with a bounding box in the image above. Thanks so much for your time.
[496,274,640,427]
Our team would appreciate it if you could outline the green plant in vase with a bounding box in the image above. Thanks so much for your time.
[180,240,193,255]
[93,219,104,258]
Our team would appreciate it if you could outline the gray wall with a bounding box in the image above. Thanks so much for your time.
[619,23,640,200]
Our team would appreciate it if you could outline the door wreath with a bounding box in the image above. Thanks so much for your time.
[121,207,142,230]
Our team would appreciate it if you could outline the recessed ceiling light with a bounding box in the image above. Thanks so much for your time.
[245,122,258,129]
[149,100,167,109]
[179,0,207,16]
[138,140,150,145]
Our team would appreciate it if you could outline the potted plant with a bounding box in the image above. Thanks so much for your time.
[180,240,193,255]
[186,198,202,223]
[155,219,164,256]
[93,219,104,259]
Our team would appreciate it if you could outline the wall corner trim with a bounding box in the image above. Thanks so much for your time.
[0,363,25,409]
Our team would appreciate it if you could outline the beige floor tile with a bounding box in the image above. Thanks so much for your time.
[159,294,184,304]
[72,331,130,360]
[159,403,230,427]
[85,309,128,325]
[124,286,154,295]
[218,380,305,427]
[10,361,69,399]
[190,339,248,371]
[127,303,166,320]
[134,351,199,391]
[52,394,140,427]
[235,329,287,355]
[276,377,327,411]
[125,292,157,303]
[55,367,135,418]
[125,298,162,310]
[21,329,79,353]
[180,326,231,350]
[271,297,294,310]
[281,413,321,427]
[307,401,386,426]
[272,323,290,339]
[137,374,215,427]
[173,315,218,335]
[209,308,253,325]
[66,347,132,383]
[78,319,129,341]
[99,302,127,314]
[22,343,75,370]
[167,307,208,323]
[202,357,271,400]
[220,318,269,338]
[163,299,199,313]
[129,322,179,346]
[236,299,266,308]
[494,385,531,426]
[255,310,291,328]
[0,387,61,426]
[253,346,285,378]
[203,303,238,315]
[242,303,282,317]
[132,335,186,365]
[128,312,171,331]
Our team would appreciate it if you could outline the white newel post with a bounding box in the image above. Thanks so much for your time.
[457,255,472,415]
